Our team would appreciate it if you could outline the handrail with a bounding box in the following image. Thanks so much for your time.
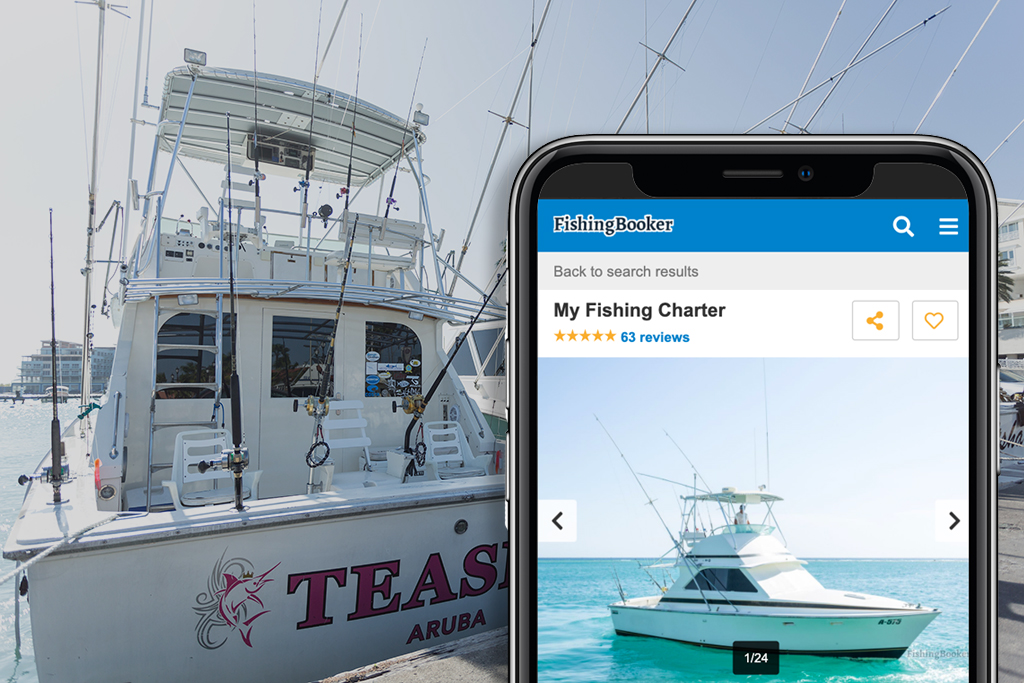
[122,279,506,323]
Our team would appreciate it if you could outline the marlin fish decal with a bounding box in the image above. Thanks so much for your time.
[195,552,280,650]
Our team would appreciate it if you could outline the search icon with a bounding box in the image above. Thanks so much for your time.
[893,216,914,237]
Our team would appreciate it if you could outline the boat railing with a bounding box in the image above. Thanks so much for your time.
[710,523,775,536]
[122,278,506,324]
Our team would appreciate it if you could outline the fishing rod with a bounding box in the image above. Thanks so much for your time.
[336,16,363,241]
[304,214,361,483]
[197,112,249,511]
[298,0,326,249]
[48,210,64,505]
[402,269,506,460]
[381,39,427,236]
[250,0,262,236]
[595,415,679,554]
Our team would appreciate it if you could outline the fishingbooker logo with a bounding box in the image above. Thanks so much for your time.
[195,552,280,649]
[553,214,675,237]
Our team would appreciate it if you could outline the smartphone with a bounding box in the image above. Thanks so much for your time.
[509,137,995,682]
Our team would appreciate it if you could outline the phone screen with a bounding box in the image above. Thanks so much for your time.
[519,148,989,682]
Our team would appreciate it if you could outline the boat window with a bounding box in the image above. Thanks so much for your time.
[448,333,477,376]
[684,568,757,593]
[156,313,219,399]
[270,317,335,397]
[471,328,505,376]
[365,322,422,398]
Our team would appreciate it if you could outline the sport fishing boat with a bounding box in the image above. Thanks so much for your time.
[610,488,939,658]
[3,61,507,683]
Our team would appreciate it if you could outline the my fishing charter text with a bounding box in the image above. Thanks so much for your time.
[554,301,725,322]
[553,214,674,236]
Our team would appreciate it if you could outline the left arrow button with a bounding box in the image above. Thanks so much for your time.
[552,511,564,530]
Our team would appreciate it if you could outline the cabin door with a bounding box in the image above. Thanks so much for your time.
[258,311,338,498]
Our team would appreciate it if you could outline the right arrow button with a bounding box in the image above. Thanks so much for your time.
[935,499,967,543]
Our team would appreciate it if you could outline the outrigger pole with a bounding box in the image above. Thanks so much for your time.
[449,0,553,295]
[403,270,507,457]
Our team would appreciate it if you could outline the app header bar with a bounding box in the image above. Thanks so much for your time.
[538,199,969,252]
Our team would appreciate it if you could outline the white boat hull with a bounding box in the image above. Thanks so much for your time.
[22,490,507,683]
[610,596,938,658]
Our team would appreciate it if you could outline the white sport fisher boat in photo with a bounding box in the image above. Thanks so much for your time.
[3,61,507,683]
[610,488,939,658]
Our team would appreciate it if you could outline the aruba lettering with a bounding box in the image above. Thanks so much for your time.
[286,542,509,638]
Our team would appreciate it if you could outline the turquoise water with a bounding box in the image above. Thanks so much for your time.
[0,401,79,683]
[539,558,968,683]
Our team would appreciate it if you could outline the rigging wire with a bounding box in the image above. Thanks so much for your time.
[894,12,941,131]
[74,4,93,186]
[803,0,898,132]
[915,0,1001,133]
[782,0,847,134]
[743,6,949,134]
[595,416,680,553]
[732,1,786,132]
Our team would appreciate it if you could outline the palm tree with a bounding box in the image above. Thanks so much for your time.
[1000,257,1015,303]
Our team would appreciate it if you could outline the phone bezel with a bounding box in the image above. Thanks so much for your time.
[508,135,996,682]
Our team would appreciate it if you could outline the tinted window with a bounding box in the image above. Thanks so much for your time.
[270,317,335,397]
[684,568,757,593]
[365,322,421,398]
[156,313,218,399]
[449,333,477,376]
[471,327,505,376]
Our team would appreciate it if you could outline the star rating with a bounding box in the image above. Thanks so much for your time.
[554,329,617,341]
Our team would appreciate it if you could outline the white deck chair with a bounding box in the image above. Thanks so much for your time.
[162,429,262,509]
[422,421,492,480]
[322,400,373,474]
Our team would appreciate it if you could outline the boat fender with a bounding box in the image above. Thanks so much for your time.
[1016,399,1024,425]
[18,576,27,597]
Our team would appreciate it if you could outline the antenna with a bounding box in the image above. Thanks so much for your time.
[595,415,679,552]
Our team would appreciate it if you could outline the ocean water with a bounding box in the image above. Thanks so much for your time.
[0,401,80,683]
[539,558,968,683]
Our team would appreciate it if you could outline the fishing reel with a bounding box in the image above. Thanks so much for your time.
[197,445,249,477]
[247,172,266,187]
[305,396,330,417]
[293,180,310,192]
[318,204,333,229]
[336,187,349,199]
[385,196,399,212]
[402,394,425,415]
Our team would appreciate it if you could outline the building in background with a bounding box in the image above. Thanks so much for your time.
[997,199,1024,358]
[15,340,114,396]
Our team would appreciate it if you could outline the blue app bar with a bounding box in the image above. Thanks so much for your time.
[537,199,969,252]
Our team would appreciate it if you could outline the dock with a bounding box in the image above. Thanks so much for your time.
[321,627,508,683]
[1000,482,1024,681]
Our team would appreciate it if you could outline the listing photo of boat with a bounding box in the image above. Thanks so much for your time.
[538,357,969,682]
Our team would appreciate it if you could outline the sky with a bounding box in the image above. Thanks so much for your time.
[1,0,1022,383]
[537,357,969,559]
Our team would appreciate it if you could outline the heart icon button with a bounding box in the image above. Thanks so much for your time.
[924,312,944,329]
